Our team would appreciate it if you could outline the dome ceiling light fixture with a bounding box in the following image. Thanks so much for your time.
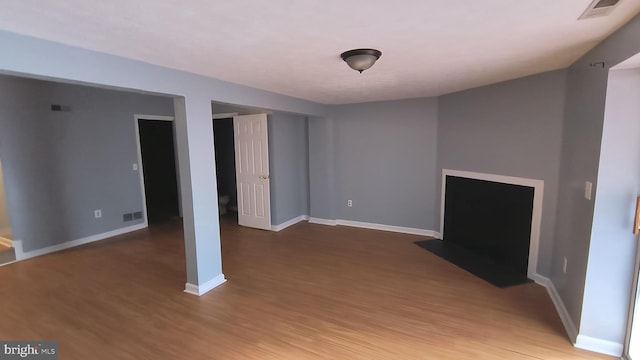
[340,48,382,73]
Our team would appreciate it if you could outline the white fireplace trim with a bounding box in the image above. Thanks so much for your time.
[440,169,544,280]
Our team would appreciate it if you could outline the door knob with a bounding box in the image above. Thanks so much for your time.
[259,175,269,180]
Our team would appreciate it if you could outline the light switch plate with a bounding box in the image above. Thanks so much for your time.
[585,181,593,200]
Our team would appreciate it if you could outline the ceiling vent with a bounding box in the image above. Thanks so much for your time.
[579,0,621,20]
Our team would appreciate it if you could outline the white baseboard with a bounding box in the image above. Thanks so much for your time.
[184,274,226,296]
[575,335,623,357]
[536,275,578,343]
[271,215,309,232]
[529,273,548,286]
[12,239,23,258]
[536,275,622,357]
[14,223,147,261]
[307,217,440,238]
[308,217,337,226]
[336,219,440,238]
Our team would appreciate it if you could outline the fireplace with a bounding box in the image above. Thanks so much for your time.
[440,170,543,279]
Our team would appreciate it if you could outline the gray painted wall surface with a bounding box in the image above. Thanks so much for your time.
[438,70,567,277]
[329,98,439,230]
[552,13,640,344]
[268,113,309,225]
[0,75,173,252]
[3,13,640,346]
[308,117,336,220]
[0,29,327,286]
[553,65,608,334]
[578,69,640,344]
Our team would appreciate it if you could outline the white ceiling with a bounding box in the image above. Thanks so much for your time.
[1,0,640,104]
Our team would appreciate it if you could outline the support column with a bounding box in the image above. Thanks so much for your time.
[173,96,225,296]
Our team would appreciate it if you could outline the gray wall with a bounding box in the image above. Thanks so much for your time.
[308,116,336,220]
[0,75,174,252]
[576,69,640,344]
[328,98,439,230]
[438,70,567,276]
[0,28,327,288]
[268,112,309,225]
[552,14,640,347]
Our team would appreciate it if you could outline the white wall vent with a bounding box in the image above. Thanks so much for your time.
[579,0,621,20]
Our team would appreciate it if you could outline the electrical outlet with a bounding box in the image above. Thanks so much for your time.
[133,163,138,171]
[94,209,102,219]
[347,200,353,207]
[563,257,568,274]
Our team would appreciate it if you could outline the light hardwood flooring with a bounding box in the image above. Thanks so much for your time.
[0,218,613,359]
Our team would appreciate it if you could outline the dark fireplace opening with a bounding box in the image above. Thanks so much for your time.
[443,176,534,276]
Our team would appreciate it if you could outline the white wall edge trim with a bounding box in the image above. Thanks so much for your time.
[441,169,544,280]
[12,239,23,259]
[134,114,174,122]
[575,335,623,357]
[184,274,227,296]
[336,219,440,238]
[271,215,309,232]
[14,223,147,261]
[308,217,337,226]
[536,275,578,343]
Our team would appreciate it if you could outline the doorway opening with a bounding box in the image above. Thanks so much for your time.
[0,159,15,266]
[212,102,272,231]
[135,115,181,225]
[213,116,238,225]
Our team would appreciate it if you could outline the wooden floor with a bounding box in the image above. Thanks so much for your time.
[0,218,612,360]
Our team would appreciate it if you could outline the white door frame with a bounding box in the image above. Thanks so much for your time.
[133,114,178,227]
[212,112,238,120]
[440,169,544,280]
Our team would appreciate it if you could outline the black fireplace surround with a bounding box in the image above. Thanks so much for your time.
[443,175,534,276]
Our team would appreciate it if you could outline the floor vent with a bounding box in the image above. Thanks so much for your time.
[579,0,621,20]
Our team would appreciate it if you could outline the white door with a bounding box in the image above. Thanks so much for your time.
[233,114,271,230]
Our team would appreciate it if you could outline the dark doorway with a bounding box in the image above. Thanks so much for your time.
[139,119,180,223]
[213,118,237,222]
